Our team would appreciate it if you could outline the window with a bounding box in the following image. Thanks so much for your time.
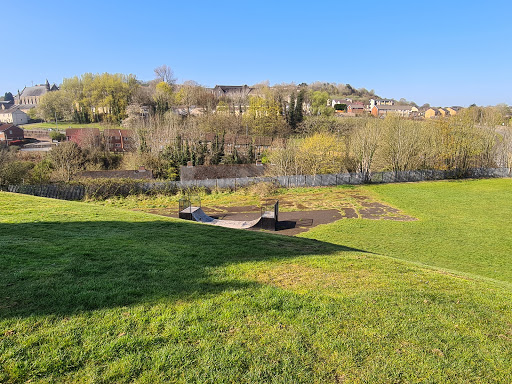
[115,143,121,147]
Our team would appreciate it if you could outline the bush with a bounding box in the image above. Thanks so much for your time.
[49,131,66,142]
[245,181,279,198]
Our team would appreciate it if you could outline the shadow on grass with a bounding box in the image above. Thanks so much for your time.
[0,219,369,318]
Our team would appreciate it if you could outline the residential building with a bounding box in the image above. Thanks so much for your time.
[66,128,101,147]
[0,124,24,142]
[212,85,257,99]
[370,99,395,109]
[371,105,417,117]
[103,129,136,152]
[347,102,365,114]
[331,98,353,108]
[446,107,460,116]
[424,108,441,119]
[0,106,29,125]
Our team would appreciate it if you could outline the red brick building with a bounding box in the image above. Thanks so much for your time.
[0,124,24,142]
[103,129,135,152]
[66,128,101,147]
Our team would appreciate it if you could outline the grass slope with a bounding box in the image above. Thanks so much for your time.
[302,179,512,284]
[1,188,512,383]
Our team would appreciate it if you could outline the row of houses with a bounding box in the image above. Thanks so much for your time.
[331,98,461,119]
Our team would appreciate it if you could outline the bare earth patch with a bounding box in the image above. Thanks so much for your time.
[145,188,417,235]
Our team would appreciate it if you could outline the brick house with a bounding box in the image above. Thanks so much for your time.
[347,102,365,114]
[103,129,136,152]
[0,124,24,142]
[65,128,101,147]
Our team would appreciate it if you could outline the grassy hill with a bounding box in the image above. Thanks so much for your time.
[302,179,512,284]
[1,181,512,383]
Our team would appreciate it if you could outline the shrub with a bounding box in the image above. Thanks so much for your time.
[246,181,279,198]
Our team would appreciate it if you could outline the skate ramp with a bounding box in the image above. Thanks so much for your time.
[181,206,274,230]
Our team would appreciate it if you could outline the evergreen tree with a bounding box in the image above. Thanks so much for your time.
[3,92,14,102]
[287,92,296,130]
[248,142,255,164]
[295,89,305,126]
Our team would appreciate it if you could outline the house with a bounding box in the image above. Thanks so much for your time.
[66,128,101,147]
[347,102,365,114]
[331,98,353,108]
[0,124,24,142]
[446,107,460,116]
[369,99,395,109]
[14,80,59,111]
[424,108,441,119]
[438,108,448,117]
[212,85,257,99]
[212,85,261,114]
[103,129,136,152]
[371,105,417,117]
[0,106,29,125]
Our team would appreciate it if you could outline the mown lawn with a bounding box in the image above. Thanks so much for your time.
[302,178,512,284]
[1,182,512,383]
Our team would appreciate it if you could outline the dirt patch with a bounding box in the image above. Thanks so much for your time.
[143,188,417,235]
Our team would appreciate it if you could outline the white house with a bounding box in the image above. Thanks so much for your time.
[0,106,29,125]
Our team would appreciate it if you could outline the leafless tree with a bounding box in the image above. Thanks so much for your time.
[154,64,176,85]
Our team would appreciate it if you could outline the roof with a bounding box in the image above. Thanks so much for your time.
[14,81,59,99]
[65,128,101,136]
[17,85,48,98]
[104,129,135,137]
[375,105,413,111]
[0,106,27,115]
[0,123,22,132]
[213,85,255,96]
[180,164,268,181]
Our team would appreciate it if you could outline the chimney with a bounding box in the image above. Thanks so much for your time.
[138,166,146,172]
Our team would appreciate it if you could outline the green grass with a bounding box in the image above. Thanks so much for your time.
[301,179,512,284]
[2,180,512,383]
[20,122,121,131]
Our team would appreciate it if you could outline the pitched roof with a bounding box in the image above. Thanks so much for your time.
[104,129,135,137]
[0,106,27,115]
[14,82,59,100]
[213,85,256,96]
[0,123,21,132]
[375,105,413,111]
[65,128,101,136]
[17,85,49,98]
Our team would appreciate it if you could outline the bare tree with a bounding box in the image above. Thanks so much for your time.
[349,118,382,182]
[154,64,176,85]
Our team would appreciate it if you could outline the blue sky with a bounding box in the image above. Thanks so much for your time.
[2,0,511,107]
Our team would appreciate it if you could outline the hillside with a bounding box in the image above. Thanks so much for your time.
[1,185,512,383]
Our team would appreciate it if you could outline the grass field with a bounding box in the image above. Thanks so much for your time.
[1,179,512,383]
[20,122,121,131]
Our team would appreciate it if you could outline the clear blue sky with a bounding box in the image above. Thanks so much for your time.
[2,0,511,107]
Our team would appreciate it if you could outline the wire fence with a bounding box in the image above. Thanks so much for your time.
[5,167,511,201]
